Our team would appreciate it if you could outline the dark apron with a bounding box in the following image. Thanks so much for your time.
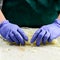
[2,0,59,27]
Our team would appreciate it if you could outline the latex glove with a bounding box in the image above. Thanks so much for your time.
[31,19,60,46]
[0,20,28,45]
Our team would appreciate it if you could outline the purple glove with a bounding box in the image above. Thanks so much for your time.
[0,20,28,45]
[31,19,60,46]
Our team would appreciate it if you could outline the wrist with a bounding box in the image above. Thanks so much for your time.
[55,19,60,25]
[0,10,6,24]
[0,20,9,27]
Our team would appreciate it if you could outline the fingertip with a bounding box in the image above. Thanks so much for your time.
[21,43,25,46]
[42,38,47,45]
[30,40,33,43]
[21,41,25,46]
[24,36,28,41]
[30,29,41,43]
[30,38,34,43]
[16,42,20,45]
[48,40,52,43]
[43,42,46,45]
[36,43,40,46]
[30,36,37,43]
[48,38,52,43]
[36,39,41,46]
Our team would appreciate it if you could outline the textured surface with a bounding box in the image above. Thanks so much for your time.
[0,27,60,60]
[22,27,60,46]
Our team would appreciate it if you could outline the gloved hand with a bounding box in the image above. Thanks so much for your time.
[0,20,28,45]
[31,19,60,46]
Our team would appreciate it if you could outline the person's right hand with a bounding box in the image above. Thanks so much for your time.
[0,20,28,45]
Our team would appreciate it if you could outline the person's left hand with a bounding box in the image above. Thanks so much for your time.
[31,19,60,46]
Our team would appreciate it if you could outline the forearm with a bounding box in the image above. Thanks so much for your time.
[57,14,60,20]
[0,0,6,23]
[0,10,6,23]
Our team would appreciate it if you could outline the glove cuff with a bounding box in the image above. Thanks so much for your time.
[55,19,60,25]
[0,20,9,27]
